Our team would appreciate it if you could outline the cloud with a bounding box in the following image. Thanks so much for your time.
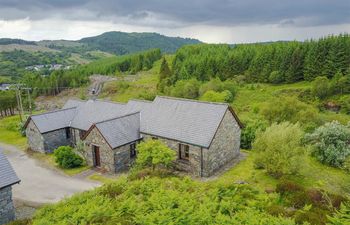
[0,0,349,43]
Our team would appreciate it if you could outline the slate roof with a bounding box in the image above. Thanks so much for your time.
[62,99,85,109]
[139,96,230,148]
[94,112,141,149]
[0,150,20,189]
[26,96,242,148]
[29,107,77,133]
[70,100,129,131]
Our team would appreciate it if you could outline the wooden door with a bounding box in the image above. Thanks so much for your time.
[93,146,101,167]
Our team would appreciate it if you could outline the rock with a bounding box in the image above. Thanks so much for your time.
[234,180,248,184]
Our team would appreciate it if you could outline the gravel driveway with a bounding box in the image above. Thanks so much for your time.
[0,143,100,206]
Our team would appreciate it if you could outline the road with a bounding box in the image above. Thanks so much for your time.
[0,143,100,206]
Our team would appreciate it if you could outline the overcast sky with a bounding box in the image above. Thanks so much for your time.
[0,0,349,43]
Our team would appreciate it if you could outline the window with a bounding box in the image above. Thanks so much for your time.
[65,127,71,139]
[179,144,190,160]
[130,143,136,158]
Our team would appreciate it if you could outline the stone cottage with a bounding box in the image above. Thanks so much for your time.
[25,96,243,177]
[0,151,20,225]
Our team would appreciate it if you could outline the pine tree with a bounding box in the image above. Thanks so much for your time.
[159,57,171,80]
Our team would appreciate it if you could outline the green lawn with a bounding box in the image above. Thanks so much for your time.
[0,115,27,149]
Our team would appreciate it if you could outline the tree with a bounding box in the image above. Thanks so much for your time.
[253,122,304,178]
[305,121,350,168]
[136,139,176,171]
[311,76,330,99]
[159,57,171,80]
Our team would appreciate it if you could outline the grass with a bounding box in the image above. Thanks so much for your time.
[214,150,350,196]
[88,174,123,184]
[0,115,27,149]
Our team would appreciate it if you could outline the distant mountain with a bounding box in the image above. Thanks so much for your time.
[78,31,201,54]
[0,38,36,46]
[0,31,201,80]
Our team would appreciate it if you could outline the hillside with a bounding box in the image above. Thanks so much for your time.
[79,31,201,54]
[0,32,201,81]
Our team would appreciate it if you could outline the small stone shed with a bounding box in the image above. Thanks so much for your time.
[25,97,243,177]
[0,151,20,225]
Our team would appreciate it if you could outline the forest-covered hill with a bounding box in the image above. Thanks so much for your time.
[0,32,201,80]
[78,31,201,55]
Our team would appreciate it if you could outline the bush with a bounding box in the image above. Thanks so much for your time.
[136,139,176,171]
[327,202,350,224]
[169,79,200,99]
[305,121,350,168]
[294,207,329,225]
[200,90,234,103]
[253,122,304,178]
[54,146,84,169]
[240,120,267,149]
[312,76,330,99]
[339,95,350,114]
[276,180,304,195]
[260,96,322,131]
[269,71,284,84]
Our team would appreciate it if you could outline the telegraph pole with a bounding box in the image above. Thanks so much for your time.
[15,85,24,122]
[22,88,32,115]
[18,87,24,122]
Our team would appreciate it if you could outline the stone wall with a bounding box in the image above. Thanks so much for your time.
[141,133,202,176]
[0,186,15,225]
[83,127,115,172]
[71,128,86,146]
[26,120,45,153]
[114,144,133,172]
[42,128,71,153]
[204,109,241,177]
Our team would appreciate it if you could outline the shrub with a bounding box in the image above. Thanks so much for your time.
[169,79,200,99]
[253,122,304,178]
[260,96,322,131]
[200,90,234,103]
[339,95,350,114]
[276,180,304,195]
[269,71,284,84]
[266,204,287,217]
[136,139,176,171]
[294,207,329,225]
[312,76,330,99]
[54,146,84,169]
[305,121,350,168]
[327,202,350,224]
[240,120,267,149]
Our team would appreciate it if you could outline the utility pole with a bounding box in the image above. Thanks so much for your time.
[18,86,24,122]
[15,88,22,122]
[15,85,24,122]
[23,88,32,115]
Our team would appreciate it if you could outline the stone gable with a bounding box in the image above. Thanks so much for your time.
[0,186,15,225]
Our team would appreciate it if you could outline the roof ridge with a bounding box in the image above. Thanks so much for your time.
[156,96,229,106]
[95,111,140,125]
[94,99,126,105]
[31,107,77,117]
[128,99,153,103]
